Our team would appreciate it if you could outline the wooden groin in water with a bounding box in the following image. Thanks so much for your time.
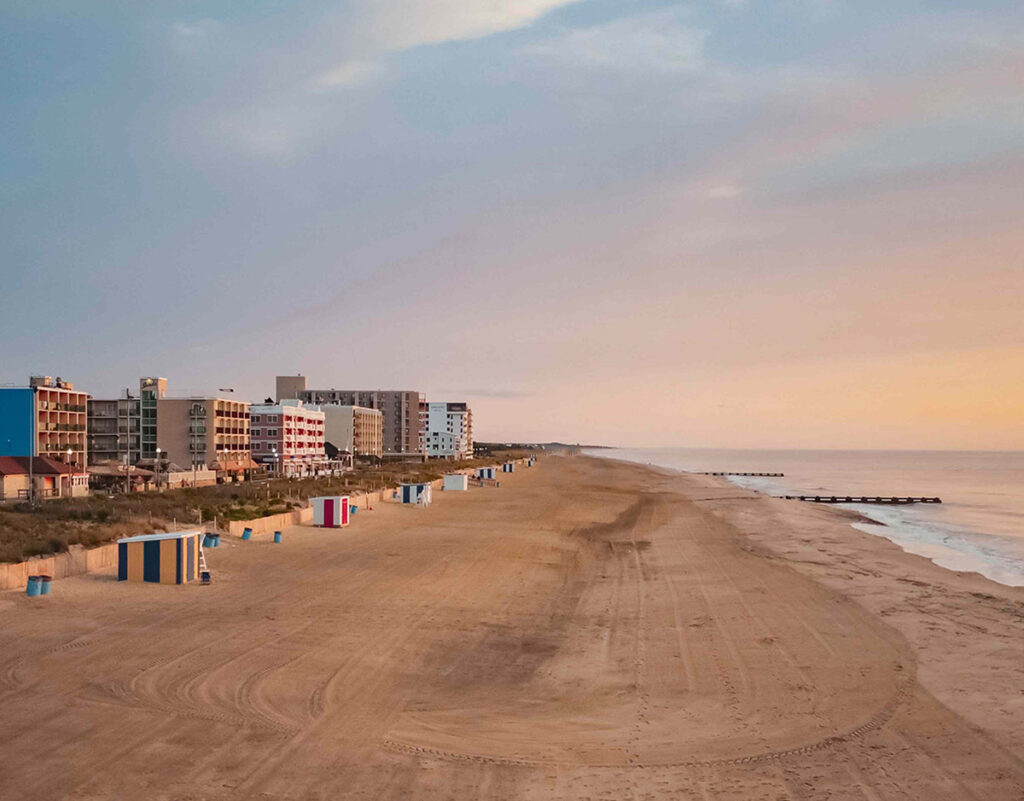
[778,495,942,505]
[698,472,785,477]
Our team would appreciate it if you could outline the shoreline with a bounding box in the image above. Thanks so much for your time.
[0,455,1021,798]
[586,448,1024,589]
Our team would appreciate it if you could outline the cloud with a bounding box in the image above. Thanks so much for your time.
[168,19,226,57]
[522,10,707,73]
[171,19,222,40]
[314,0,581,88]
[347,0,582,51]
[315,60,381,89]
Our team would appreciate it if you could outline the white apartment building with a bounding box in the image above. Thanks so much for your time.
[424,401,473,459]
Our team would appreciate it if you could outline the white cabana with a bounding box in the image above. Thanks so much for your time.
[443,474,469,491]
[312,495,350,527]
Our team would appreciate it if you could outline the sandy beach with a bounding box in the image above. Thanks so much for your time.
[1,455,1022,800]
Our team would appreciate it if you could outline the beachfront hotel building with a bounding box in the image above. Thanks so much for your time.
[87,396,140,466]
[424,401,474,459]
[87,377,168,467]
[315,405,383,458]
[250,400,327,477]
[156,396,251,479]
[0,376,91,471]
[277,375,424,457]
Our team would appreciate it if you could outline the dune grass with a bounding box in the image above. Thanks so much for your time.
[0,452,530,563]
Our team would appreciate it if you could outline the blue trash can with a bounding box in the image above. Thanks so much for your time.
[349,505,357,515]
[26,576,41,597]
[39,575,52,595]
[202,534,213,548]
[241,528,252,541]
[273,531,282,544]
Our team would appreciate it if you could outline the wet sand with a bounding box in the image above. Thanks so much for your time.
[1,456,1022,800]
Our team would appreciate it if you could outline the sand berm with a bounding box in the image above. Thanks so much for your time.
[1,456,1022,799]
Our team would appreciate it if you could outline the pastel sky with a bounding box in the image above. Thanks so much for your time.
[2,1,1023,449]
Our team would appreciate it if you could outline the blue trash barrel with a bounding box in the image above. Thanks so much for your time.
[349,505,357,515]
[273,531,282,544]
[202,534,213,548]
[241,528,252,541]
[26,576,41,597]
[39,575,52,595]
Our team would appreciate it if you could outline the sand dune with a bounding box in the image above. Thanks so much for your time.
[0,456,1022,799]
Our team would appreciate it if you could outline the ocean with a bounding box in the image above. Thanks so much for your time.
[582,448,1024,588]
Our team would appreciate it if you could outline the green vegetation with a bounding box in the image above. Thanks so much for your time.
[0,453,532,563]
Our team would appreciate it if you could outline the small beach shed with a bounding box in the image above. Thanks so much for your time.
[312,495,350,528]
[476,466,497,480]
[118,530,202,585]
[400,483,432,505]
[443,474,469,491]
[502,462,515,473]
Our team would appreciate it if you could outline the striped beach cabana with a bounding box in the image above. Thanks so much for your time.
[400,483,432,505]
[117,530,202,585]
[502,462,515,473]
[312,495,350,528]
[476,466,497,480]
[443,474,469,491]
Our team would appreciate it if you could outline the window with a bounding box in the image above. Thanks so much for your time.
[252,415,261,423]
[252,429,261,436]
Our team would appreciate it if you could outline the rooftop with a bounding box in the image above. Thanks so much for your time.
[0,456,79,476]
[117,530,202,544]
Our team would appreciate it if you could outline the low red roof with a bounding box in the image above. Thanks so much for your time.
[0,456,76,476]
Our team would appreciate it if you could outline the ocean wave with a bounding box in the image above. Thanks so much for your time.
[845,506,1024,587]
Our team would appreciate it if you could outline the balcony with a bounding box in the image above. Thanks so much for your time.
[51,403,86,413]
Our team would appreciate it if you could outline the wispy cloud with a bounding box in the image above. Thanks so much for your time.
[171,19,222,40]
[522,10,707,73]
[313,0,582,88]
[169,1,584,153]
[315,60,381,89]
